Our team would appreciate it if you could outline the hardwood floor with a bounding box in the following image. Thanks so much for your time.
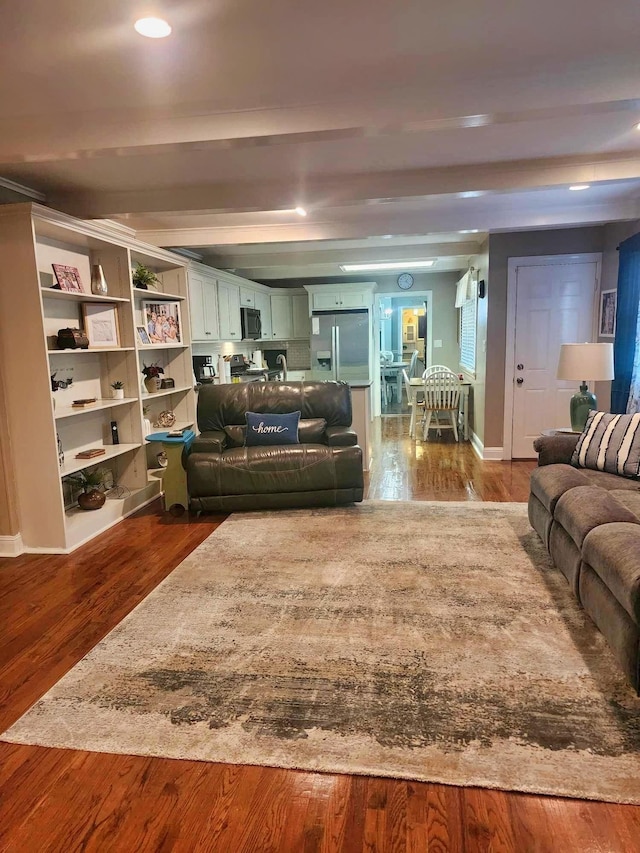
[1,419,638,852]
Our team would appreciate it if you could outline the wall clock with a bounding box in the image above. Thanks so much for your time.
[397,273,414,290]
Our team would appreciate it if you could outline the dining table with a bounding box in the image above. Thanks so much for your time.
[407,377,472,441]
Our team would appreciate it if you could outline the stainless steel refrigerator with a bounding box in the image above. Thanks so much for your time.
[309,309,370,383]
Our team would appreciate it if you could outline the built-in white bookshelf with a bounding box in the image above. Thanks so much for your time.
[0,203,196,554]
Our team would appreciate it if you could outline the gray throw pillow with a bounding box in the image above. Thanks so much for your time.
[571,410,640,479]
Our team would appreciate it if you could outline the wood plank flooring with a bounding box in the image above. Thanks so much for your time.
[1,419,639,852]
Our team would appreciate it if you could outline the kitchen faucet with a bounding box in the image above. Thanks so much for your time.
[276,353,287,380]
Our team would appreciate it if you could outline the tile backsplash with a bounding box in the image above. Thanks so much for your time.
[192,339,311,370]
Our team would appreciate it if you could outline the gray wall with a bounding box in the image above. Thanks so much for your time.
[470,239,489,443]
[483,226,605,448]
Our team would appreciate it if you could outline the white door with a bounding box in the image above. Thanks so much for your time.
[202,278,219,340]
[188,273,207,341]
[313,292,340,310]
[254,290,272,339]
[218,282,241,340]
[291,293,311,339]
[511,261,597,458]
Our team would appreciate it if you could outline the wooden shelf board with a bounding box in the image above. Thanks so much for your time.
[133,288,186,301]
[141,385,193,401]
[48,347,136,355]
[55,397,138,420]
[137,343,188,350]
[59,443,141,478]
[40,288,129,304]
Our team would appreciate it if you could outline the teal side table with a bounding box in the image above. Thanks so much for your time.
[145,430,195,515]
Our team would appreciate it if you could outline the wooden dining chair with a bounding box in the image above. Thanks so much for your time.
[422,369,461,441]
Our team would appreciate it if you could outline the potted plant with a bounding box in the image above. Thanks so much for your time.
[132,262,159,290]
[69,467,106,511]
[110,380,125,400]
[142,362,164,393]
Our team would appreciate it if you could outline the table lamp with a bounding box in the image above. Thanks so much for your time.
[557,343,614,432]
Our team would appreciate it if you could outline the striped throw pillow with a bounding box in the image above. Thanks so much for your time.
[571,411,640,479]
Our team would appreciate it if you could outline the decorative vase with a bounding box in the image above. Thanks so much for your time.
[78,488,106,511]
[144,376,161,393]
[90,264,108,296]
[112,388,125,400]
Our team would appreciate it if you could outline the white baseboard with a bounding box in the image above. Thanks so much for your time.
[0,533,24,557]
[470,432,504,461]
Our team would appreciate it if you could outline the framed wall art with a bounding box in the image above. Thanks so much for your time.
[142,300,182,345]
[599,289,617,338]
[82,303,120,348]
[136,325,151,345]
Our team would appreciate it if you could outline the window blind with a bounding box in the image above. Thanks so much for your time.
[460,296,477,374]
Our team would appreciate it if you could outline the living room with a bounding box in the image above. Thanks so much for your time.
[2,1,640,850]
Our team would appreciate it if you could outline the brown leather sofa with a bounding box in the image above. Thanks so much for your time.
[187,381,364,512]
[530,433,640,693]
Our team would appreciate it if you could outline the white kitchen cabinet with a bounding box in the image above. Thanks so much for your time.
[271,294,293,339]
[188,271,219,341]
[292,293,311,339]
[240,287,255,308]
[311,289,371,310]
[218,281,242,340]
[253,290,272,339]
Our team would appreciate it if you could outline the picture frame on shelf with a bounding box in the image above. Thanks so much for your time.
[599,289,617,338]
[142,300,182,345]
[82,303,120,348]
[52,263,84,293]
[136,325,151,345]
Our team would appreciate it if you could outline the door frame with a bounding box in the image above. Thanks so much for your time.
[374,290,433,417]
[502,253,601,460]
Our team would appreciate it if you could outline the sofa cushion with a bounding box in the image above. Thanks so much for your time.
[582,522,640,624]
[554,485,640,550]
[529,464,591,514]
[572,411,640,479]
[608,490,640,519]
[578,468,640,492]
[245,411,300,446]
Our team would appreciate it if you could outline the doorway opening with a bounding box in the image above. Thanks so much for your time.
[379,292,432,416]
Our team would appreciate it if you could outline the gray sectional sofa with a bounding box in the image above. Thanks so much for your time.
[529,433,640,693]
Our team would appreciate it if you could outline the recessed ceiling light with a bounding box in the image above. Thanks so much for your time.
[294,206,307,217]
[134,17,172,38]
[340,260,436,273]
[459,229,479,234]
[569,184,590,191]
[636,122,640,130]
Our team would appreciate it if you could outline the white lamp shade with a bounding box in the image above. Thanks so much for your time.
[557,343,614,381]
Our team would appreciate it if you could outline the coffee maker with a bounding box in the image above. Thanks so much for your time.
[193,355,216,383]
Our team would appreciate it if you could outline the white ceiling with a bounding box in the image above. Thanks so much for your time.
[1,0,640,278]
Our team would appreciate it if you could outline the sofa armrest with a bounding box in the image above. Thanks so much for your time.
[325,426,358,447]
[189,430,227,454]
[533,434,580,466]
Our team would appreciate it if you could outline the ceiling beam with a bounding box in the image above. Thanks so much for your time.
[50,151,640,219]
[134,199,640,248]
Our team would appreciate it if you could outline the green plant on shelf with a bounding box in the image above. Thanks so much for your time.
[132,262,159,290]
[110,380,124,390]
[67,467,106,492]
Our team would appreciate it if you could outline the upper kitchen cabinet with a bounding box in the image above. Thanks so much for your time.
[292,292,311,339]
[188,266,219,342]
[270,293,293,339]
[253,290,272,339]
[218,280,242,340]
[305,285,376,311]
[240,287,255,308]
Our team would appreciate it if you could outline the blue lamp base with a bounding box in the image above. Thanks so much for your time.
[570,382,596,432]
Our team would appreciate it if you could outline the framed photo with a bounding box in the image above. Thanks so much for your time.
[136,325,151,345]
[142,301,182,345]
[52,264,84,293]
[82,303,120,348]
[599,289,617,338]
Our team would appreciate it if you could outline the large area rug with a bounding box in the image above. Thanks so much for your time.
[3,501,640,803]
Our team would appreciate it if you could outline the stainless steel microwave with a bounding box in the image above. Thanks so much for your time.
[241,307,262,339]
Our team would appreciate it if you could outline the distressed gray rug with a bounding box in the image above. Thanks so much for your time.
[3,501,640,803]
